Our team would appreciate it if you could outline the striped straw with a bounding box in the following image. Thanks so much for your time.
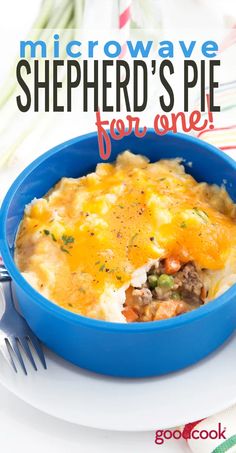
[197,124,236,151]
[119,0,131,59]
[119,0,131,32]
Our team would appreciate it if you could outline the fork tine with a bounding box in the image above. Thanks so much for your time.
[0,342,17,373]
[20,337,37,371]
[27,335,47,369]
[8,338,27,375]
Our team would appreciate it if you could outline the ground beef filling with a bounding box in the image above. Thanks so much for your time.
[123,260,206,322]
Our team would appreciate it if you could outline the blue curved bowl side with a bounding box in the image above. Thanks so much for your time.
[1,130,236,377]
[12,279,236,377]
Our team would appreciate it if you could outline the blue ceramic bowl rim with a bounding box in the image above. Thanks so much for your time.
[0,130,236,332]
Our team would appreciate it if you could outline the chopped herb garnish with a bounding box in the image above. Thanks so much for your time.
[116,275,122,280]
[180,222,187,228]
[193,208,208,222]
[99,264,105,271]
[118,205,124,209]
[129,233,138,246]
[62,234,75,245]
[43,229,57,242]
[60,246,71,255]
[95,261,100,265]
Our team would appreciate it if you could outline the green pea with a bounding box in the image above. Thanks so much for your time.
[147,274,159,289]
[158,274,174,289]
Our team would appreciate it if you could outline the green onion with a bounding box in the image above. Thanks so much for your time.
[60,246,71,254]
[129,233,138,246]
[62,234,75,245]
[193,208,208,223]
[0,0,77,170]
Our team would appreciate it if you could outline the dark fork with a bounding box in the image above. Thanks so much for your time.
[0,263,46,374]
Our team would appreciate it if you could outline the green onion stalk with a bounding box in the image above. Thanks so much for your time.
[0,23,75,169]
[0,0,75,122]
[0,0,54,108]
[0,0,85,170]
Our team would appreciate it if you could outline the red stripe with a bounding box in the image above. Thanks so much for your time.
[182,419,204,441]
[119,6,131,28]
[197,124,236,138]
[220,146,236,150]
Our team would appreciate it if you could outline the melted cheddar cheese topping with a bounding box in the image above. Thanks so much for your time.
[15,151,236,320]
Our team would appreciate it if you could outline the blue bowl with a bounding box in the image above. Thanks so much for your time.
[1,130,236,377]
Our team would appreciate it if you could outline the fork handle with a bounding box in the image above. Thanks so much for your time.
[0,263,17,314]
[0,280,16,316]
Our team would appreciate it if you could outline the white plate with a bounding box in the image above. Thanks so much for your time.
[0,332,236,431]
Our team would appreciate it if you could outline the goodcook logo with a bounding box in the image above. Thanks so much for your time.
[155,423,226,445]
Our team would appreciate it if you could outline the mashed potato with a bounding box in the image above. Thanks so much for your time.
[15,151,236,322]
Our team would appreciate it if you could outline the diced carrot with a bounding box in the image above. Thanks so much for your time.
[125,287,134,306]
[154,300,188,321]
[122,306,138,322]
[164,257,181,274]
